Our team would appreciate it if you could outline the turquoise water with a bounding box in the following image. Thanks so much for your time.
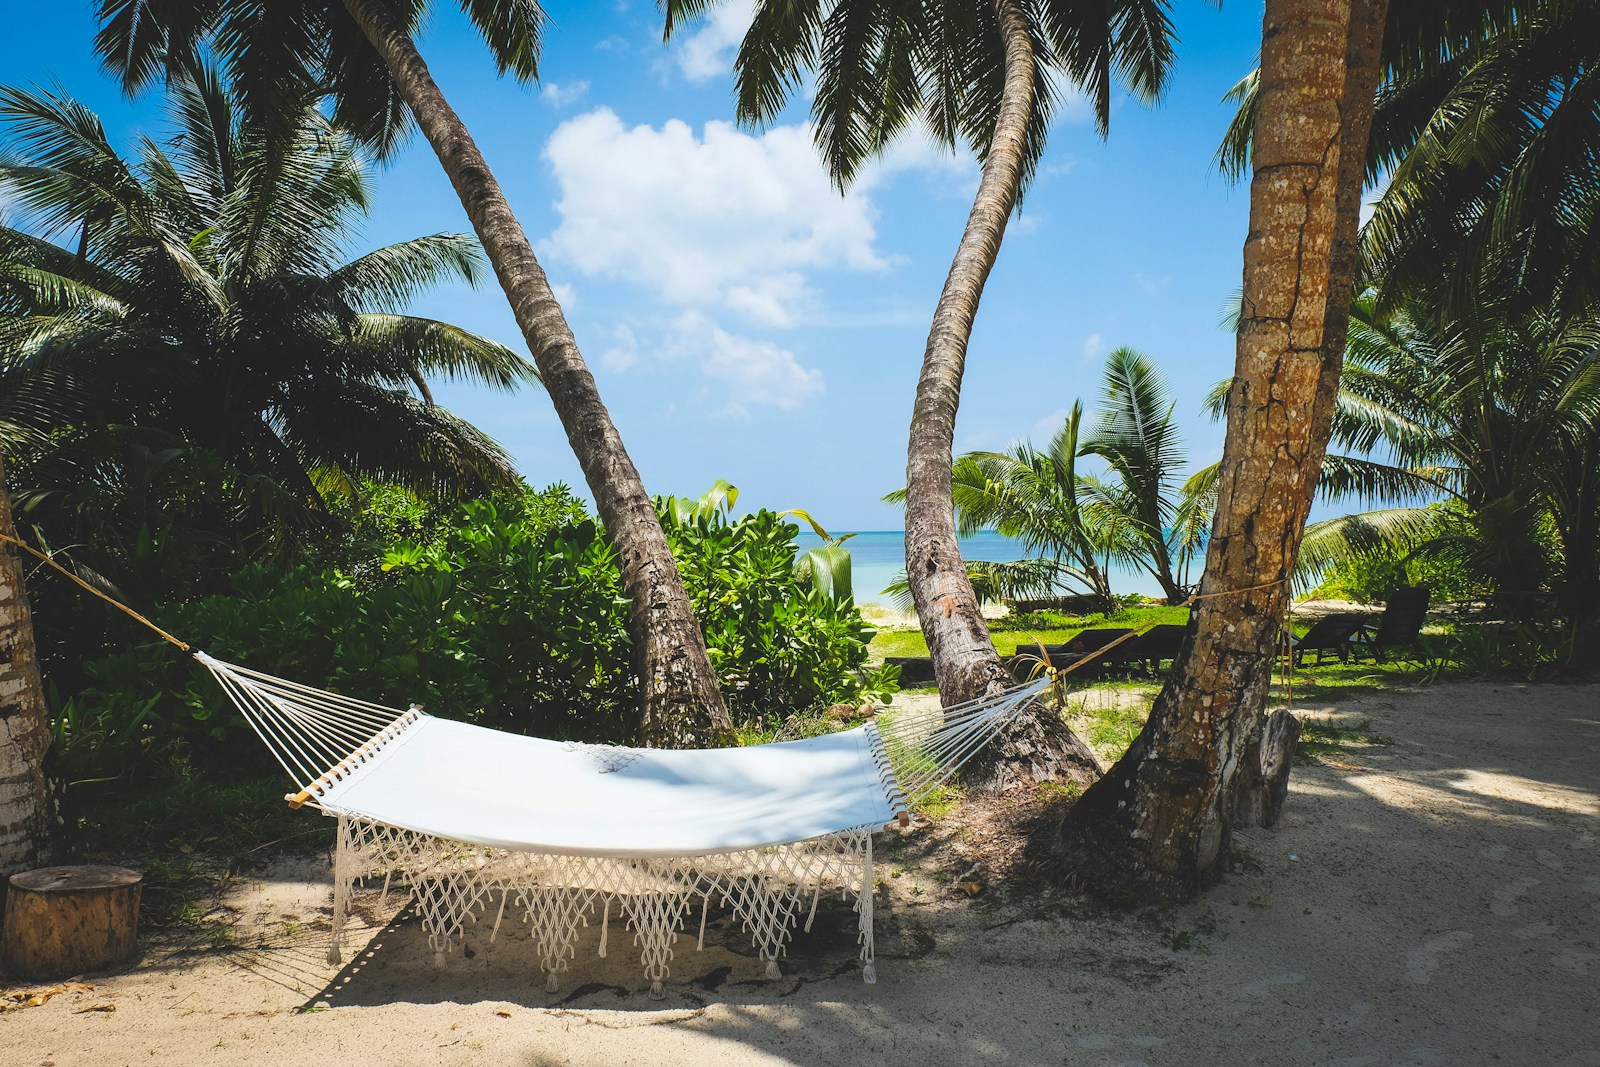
[794,530,1164,605]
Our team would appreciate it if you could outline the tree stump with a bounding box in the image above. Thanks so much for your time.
[3,865,142,979]
[1231,711,1300,830]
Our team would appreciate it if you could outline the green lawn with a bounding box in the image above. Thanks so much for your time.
[868,603,1191,659]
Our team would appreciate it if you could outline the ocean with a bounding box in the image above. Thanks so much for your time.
[793,530,1166,605]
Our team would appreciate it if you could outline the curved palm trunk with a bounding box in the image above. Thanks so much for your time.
[0,456,54,875]
[1053,0,1390,899]
[342,0,731,747]
[905,0,1099,788]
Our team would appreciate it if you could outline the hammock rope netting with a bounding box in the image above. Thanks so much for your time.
[196,652,1054,995]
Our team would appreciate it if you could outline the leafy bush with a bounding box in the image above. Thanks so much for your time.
[665,504,896,722]
[1311,541,1491,604]
[54,485,894,788]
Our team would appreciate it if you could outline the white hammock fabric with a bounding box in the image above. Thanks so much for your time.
[196,652,1051,995]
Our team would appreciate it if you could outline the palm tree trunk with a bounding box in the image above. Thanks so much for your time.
[1052,0,1390,899]
[904,0,1099,788]
[0,455,54,875]
[342,0,731,748]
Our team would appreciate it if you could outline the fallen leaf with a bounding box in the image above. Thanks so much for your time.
[494,1010,511,1018]
[74,1003,116,1014]
[957,880,984,897]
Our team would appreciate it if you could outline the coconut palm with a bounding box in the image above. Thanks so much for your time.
[1054,0,1392,900]
[1080,346,1196,604]
[0,455,51,876]
[0,73,535,563]
[1361,0,1600,314]
[1216,2,1598,315]
[96,0,735,746]
[1296,291,1600,616]
[934,402,1118,611]
[664,0,1177,719]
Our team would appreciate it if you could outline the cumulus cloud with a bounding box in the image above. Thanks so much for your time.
[600,324,638,372]
[663,311,824,417]
[542,108,892,326]
[669,2,754,83]
[541,80,590,108]
[1029,407,1073,445]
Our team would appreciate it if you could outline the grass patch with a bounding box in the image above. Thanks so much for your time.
[869,604,1190,660]
[1067,683,1159,761]
[73,765,319,860]
[1293,715,1396,765]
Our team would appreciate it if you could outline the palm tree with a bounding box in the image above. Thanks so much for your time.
[1296,291,1600,616]
[0,454,52,876]
[96,0,734,747]
[0,73,535,587]
[666,0,1177,716]
[929,403,1118,612]
[1054,0,1392,900]
[1361,0,1600,315]
[1081,346,1196,604]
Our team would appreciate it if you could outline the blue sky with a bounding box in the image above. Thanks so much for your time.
[3,1,1268,532]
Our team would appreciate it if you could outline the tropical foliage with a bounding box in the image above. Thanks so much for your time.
[906,347,1210,609]
[53,485,897,789]
[0,70,534,595]
[1297,289,1600,615]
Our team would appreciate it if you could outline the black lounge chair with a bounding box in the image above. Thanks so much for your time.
[1133,624,1190,672]
[1350,586,1431,662]
[1285,613,1369,665]
[885,656,936,686]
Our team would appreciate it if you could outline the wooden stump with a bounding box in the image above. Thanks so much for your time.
[3,865,142,979]
[1231,710,1301,830]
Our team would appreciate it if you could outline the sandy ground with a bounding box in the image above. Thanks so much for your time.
[4,681,1598,1066]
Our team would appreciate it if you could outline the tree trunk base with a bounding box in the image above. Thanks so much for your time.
[959,695,1102,795]
[3,865,142,979]
[1231,710,1300,829]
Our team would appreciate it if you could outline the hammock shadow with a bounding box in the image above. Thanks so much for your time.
[305,886,930,1011]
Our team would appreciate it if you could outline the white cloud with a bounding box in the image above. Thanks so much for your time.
[551,281,578,309]
[663,311,823,417]
[541,80,590,108]
[1029,407,1072,445]
[669,2,754,83]
[1082,332,1104,361]
[542,108,894,326]
[600,324,638,372]
[1133,272,1171,296]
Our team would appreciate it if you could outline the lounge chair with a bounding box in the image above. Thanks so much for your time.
[1350,586,1431,662]
[1133,623,1190,672]
[885,656,936,686]
[1285,612,1370,665]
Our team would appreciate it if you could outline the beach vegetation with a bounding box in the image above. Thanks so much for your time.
[924,347,1213,611]
[677,0,1179,741]
[93,0,735,748]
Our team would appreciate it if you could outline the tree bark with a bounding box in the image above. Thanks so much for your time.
[3,865,142,979]
[341,0,731,747]
[1052,0,1389,900]
[902,0,1100,787]
[0,455,54,876]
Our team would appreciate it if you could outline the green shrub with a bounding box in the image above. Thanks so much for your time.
[55,485,894,788]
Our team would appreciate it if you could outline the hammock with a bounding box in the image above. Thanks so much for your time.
[197,653,1053,996]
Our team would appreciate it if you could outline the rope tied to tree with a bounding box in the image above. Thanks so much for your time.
[0,531,191,652]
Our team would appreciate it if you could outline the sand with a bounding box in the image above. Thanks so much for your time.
[3,680,1597,1066]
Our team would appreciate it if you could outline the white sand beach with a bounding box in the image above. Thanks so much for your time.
[4,680,1597,1066]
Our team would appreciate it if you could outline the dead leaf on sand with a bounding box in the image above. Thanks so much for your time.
[2,983,96,1011]
[74,1003,116,1014]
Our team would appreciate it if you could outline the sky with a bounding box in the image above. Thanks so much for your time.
[1,1,1270,533]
